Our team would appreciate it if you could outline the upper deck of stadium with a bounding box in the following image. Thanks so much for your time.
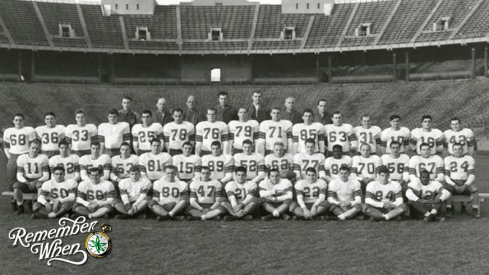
[0,0,488,54]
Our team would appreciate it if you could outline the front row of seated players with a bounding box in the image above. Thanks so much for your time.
[31,161,452,223]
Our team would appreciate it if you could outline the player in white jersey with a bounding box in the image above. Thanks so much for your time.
[98,109,131,156]
[72,168,116,219]
[444,117,475,156]
[3,113,36,191]
[327,165,362,220]
[132,110,164,155]
[324,111,358,155]
[354,115,381,155]
[195,108,229,156]
[406,170,449,222]
[149,165,189,221]
[264,142,294,180]
[222,166,259,221]
[351,143,382,194]
[293,138,326,180]
[173,142,202,183]
[35,112,65,158]
[323,145,352,182]
[32,167,78,219]
[112,166,152,219]
[201,141,234,185]
[186,166,226,221]
[380,141,409,191]
[163,108,195,156]
[12,141,50,214]
[233,139,265,184]
[410,115,443,155]
[258,107,293,155]
[291,168,329,220]
[363,166,408,221]
[408,143,444,183]
[259,169,294,221]
[292,108,325,155]
[110,142,139,188]
[65,109,98,156]
[380,115,410,154]
[228,107,259,154]
[139,138,172,182]
[444,143,479,218]
[49,140,80,182]
[79,142,111,181]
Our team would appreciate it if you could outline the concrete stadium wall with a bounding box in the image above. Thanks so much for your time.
[180,55,252,82]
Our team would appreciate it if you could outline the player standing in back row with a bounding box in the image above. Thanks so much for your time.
[65,109,98,157]
[324,111,358,156]
[259,107,293,155]
[380,115,410,154]
[195,108,229,156]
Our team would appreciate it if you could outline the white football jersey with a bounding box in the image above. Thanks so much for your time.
[228,120,259,150]
[173,154,202,180]
[380,154,410,182]
[163,121,195,150]
[49,154,80,180]
[3,127,36,154]
[324,123,356,152]
[132,123,164,152]
[293,152,325,179]
[380,127,410,153]
[444,155,475,181]
[407,180,444,200]
[65,124,98,151]
[294,179,327,203]
[264,153,294,174]
[17,154,49,179]
[195,121,228,152]
[138,152,172,181]
[292,123,325,153]
[153,179,188,204]
[365,180,402,205]
[259,178,293,199]
[324,155,352,180]
[328,179,362,203]
[259,120,293,151]
[352,155,382,180]
[354,126,382,153]
[35,125,66,151]
[189,179,222,204]
[79,154,111,172]
[111,154,139,179]
[233,153,265,180]
[98,122,130,149]
[411,128,443,155]
[225,181,258,203]
[201,154,233,180]
[77,180,115,203]
[408,155,444,180]
[119,177,152,202]
[39,179,78,201]
[444,129,475,155]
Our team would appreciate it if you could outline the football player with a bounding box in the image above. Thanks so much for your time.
[35,112,65,158]
[228,107,259,154]
[444,143,479,218]
[32,167,77,219]
[201,141,234,186]
[173,142,202,183]
[79,142,111,181]
[351,143,382,194]
[110,142,139,187]
[139,138,172,182]
[323,145,352,183]
[65,109,98,156]
[380,115,410,154]
[233,139,265,184]
[291,168,329,220]
[163,108,195,156]
[363,166,408,221]
[72,168,116,219]
[380,141,409,193]
[264,142,295,180]
[327,165,362,220]
[3,113,36,192]
[149,165,189,221]
[222,166,259,221]
[258,107,293,155]
[444,117,475,156]
[98,109,131,156]
[112,166,151,219]
[292,108,325,155]
[408,142,444,184]
[259,168,293,221]
[195,108,229,156]
[406,169,449,223]
[49,140,80,182]
[132,110,164,155]
[293,138,326,180]
[324,111,358,155]
[410,115,443,155]
[354,115,381,155]
[186,166,225,221]
[12,140,49,214]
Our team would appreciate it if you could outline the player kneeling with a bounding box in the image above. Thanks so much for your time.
[112,166,151,219]
[259,168,293,221]
[406,169,450,223]
[363,166,408,221]
[72,168,116,219]
[186,166,226,221]
[33,167,78,219]
[327,165,362,220]
[290,168,329,220]
[221,166,259,221]
[149,165,189,221]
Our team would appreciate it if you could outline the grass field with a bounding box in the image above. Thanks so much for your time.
[2,154,489,275]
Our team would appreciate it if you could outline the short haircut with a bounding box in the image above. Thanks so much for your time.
[211,141,221,148]
[421,115,432,122]
[317,99,327,105]
[252,90,262,96]
[242,139,253,146]
[129,166,140,173]
[89,167,101,174]
[305,138,316,145]
[75,109,85,116]
[108,109,119,116]
[332,111,341,116]
[13,113,25,120]
[271,107,281,112]
[173,108,183,115]
[451,117,461,123]
[419,142,430,150]
[339,164,350,173]
[452,142,463,149]
[150,138,161,145]
[420,169,430,176]
[361,114,370,120]
[142,109,152,116]
[165,165,177,171]
[218,91,229,98]
[31,140,41,146]
[389,115,400,121]
[332,144,343,151]
[302,108,314,116]
[200,166,210,172]
[123,96,132,101]
[58,140,69,147]
[238,107,247,112]
[360,143,371,150]
[207,107,217,114]
[182,141,193,148]
[389,141,401,148]
[305,167,317,175]
[269,168,279,176]
[273,142,284,147]
[91,141,101,148]
[378,166,390,175]
[235,166,247,174]
[44,112,56,118]
[120,142,131,148]
[52,166,65,174]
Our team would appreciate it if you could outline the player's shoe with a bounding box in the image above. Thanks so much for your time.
[223,216,237,221]
[173,216,186,221]
[472,208,481,219]
[156,215,170,221]
[136,214,148,220]
[282,213,291,221]
[445,207,453,218]
[24,201,33,212]
[320,215,330,221]
[261,214,273,221]
[461,204,467,214]
[212,216,222,221]
[16,205,24,215]
[292,216,304,221]
[434,216,445,223]
[11,202,17,212]
[423,214,434,223]
[31,213,44,219]
[243,215,253,221]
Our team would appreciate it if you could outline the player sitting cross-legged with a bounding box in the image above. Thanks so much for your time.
[290,167,330,220]
[259,168,294,221]
[363,166,408,221]
[112,166,152,219]
[222,166,259,221]
[186,166,226,221]
[327,165,362,221]
[32,167,78,219]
